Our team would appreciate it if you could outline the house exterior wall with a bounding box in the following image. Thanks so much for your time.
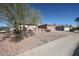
[28,25,37,32]
[21,25,37,32]
[38,24,47,31]
[38,24,56,31]
[64,27,71,31]
[47,25,56,31]
[55,26,64,31]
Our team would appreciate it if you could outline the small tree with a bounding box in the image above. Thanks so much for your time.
[0,4,41,42]
[75,17,79,28]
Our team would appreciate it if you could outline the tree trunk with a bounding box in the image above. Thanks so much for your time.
[13,21,23,42]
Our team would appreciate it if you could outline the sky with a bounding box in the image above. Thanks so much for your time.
[0,3,79,27]
[30,3,79,27]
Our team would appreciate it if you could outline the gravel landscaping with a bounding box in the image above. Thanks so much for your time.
[0,31,74,56]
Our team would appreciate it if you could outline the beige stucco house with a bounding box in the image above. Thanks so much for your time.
[38,24,56,31]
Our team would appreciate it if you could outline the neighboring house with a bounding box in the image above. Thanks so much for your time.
[64,26,73,32]
[55,25,73,31]
[21,24,37,32]
[38,24,56,31]
[47,24,56,31]
[55,25,64,31]
[38,24,47,31]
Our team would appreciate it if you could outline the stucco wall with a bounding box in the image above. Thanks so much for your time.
[47,25,56,31]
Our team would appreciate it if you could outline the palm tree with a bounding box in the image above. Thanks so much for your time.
[0,3,41,42]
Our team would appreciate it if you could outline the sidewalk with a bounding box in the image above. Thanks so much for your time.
[18,34,79,56]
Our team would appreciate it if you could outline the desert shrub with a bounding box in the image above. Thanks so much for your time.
[13,30,23,42]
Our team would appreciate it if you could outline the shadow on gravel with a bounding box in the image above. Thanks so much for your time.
[0,33,10,42]
[73,44,79,56]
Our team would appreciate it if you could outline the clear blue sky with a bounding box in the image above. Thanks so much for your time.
[30,3,79,27]
[0,3,79,27]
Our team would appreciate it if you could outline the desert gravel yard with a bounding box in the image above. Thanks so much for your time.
[0,31,75,56]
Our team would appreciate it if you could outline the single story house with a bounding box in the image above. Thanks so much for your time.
[38,24,56,31]
[20,24,37,32]
[55,25,64,31]
[64,26,73,32]
[55,25,73,32]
